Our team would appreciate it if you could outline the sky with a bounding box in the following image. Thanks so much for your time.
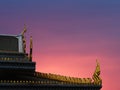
[0,0,120,90]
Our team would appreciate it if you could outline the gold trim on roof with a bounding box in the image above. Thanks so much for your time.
[35,72,92,84]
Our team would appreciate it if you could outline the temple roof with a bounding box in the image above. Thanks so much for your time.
[0,26,102,90]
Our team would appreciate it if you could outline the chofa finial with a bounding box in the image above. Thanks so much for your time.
[21,24,27,53]
[29,36,33,61]
[92,59,102,85]
[21,24,27,35]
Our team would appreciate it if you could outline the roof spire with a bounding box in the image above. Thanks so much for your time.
[21,24,27,35]
[21,24,27,53]
[29,36,33,61]
[92,59,102,85]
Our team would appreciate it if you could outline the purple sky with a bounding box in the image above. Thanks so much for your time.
[0,0,120,90]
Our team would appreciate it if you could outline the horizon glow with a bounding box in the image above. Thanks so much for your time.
[0,0,120,90]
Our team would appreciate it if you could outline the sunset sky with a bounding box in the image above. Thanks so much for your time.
[0,0,120,90]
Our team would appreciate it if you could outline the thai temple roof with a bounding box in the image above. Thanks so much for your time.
[0,25,102,90]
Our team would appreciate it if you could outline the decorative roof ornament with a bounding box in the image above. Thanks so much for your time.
[29,36,33,61]
[92,60,102,85]
[21,24,27,35]
[21,24,27,53]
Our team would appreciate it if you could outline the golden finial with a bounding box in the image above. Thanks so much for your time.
[21,24,27,35]
[96,60,100,73]
[30,36,33,49]
[29,36,33,61]
[21,24,27,53]
[92,59,102,85]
